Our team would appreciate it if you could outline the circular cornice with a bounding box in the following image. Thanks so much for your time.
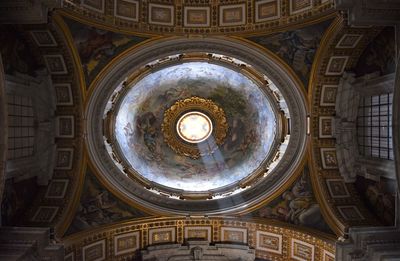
[60,1,335,37]
[85,37,308,215]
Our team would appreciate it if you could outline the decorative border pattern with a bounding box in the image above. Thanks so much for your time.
[221,227,247,243]
[255,0,281,22]
[219,3,246,27]
[149,227,176,245]
[61,0,335,35]
[63,217,335,260]
[114,0,139,22]
[114,231,140,256]
[184,6,210,27]
[255,231,282,254]
[148,3,174,26]
[30,30,58,47]
[184,226,212,242]
[82,240,106,261]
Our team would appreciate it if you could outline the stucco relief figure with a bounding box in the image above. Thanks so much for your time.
[255,167,330,232]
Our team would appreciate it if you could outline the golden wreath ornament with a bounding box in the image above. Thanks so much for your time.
[162,96,228,159]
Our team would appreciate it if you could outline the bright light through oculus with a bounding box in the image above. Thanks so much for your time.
[176,111,213,143]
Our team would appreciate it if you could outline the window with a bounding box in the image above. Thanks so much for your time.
[7,94,35,160]
[357,93,393,160]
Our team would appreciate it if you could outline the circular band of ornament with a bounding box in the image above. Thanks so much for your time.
[162,96,228,159]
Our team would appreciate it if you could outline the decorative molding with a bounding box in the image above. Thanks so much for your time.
[219,3,246,27]
[44,54,68,75]
[221,227,247,243]
[325,56,349,76]
[114,0,139,22]
[255,231,282,254]
[30,30,58,47]
[291,238,315,261]
[184,226,212,242]
[255,0,280,23]
[148,3,174,26]
[114,231,140,256]
[184,6,210,27]
[63,217,336,260]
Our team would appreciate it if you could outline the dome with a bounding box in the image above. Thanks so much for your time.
[114,62,277,192]
[86,37,308,214]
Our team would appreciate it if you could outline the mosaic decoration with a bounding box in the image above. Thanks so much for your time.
[250,165,331,233]
[65,168,150,235]
[115,62,276,191]
[64,18,147,87]
[248,19,333,89]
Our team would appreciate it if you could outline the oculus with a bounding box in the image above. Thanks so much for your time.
[162,96,228,159]
[177,111,212,143]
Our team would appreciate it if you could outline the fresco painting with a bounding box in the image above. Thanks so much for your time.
[115,62,277,191]
[251,165,331,233]
[354,27,396,77]
[66,168,150,235]
[247,19,333,89]
[64,19,147,87]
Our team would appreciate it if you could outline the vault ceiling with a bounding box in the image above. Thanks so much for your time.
[0,2,397,260]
